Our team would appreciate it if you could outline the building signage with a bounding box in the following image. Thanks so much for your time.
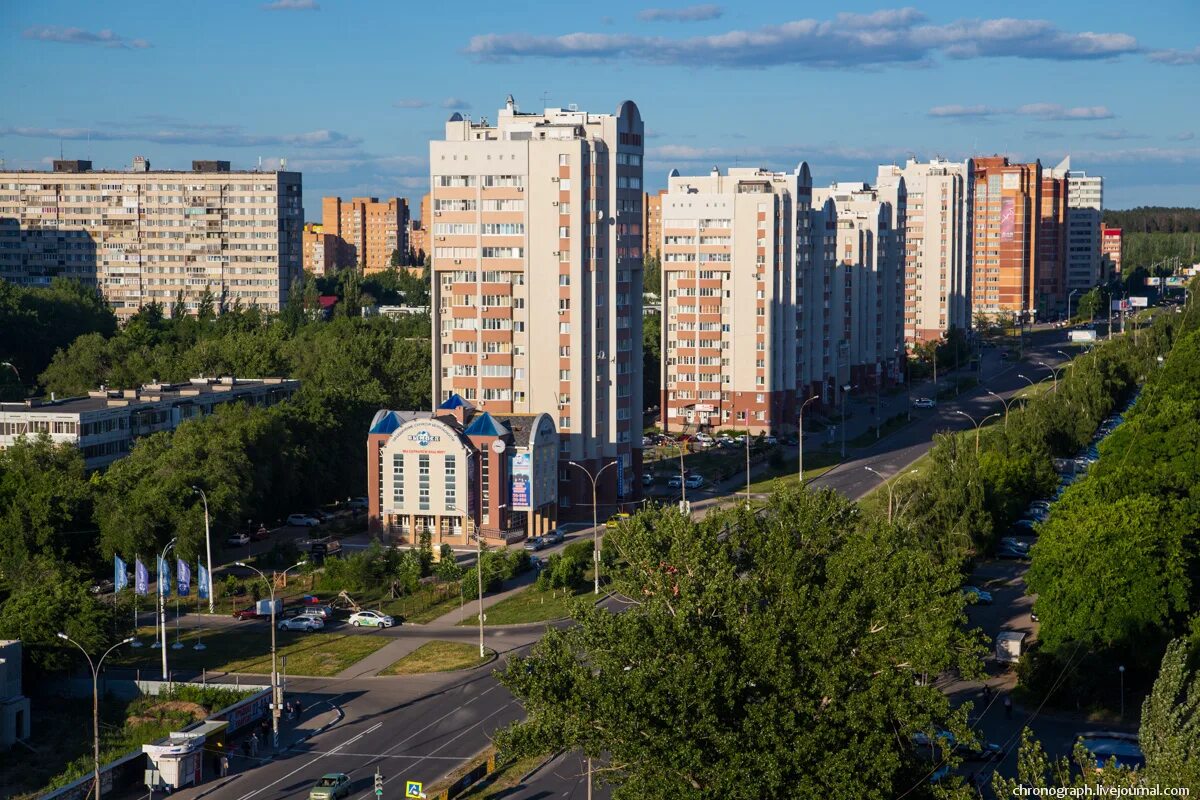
[510,452,531,509]
[1111,299,1131,312]
[616,457,627,499]
[409,430,440,447]
[999,198,1015,241]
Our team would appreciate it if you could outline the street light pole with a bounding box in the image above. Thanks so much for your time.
[236,560,306,751]
[192,487,215,614]
[985,390,1020,429]
[448,503,486,658]
[157,538,176,681]
[864,466,918,523]
[57,634,134,800]
[568,461,618,595]
[954,410,1001,455]
[1119,664,1126,719]
[1066,289,1079,323]
[797,395,819,486]
[839,384,856,459]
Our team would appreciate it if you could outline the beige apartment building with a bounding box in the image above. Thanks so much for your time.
[302,222,338,276]
[643,189,665,260]
[1055,158,1104,294]
[429,96,645,511]
[0,158,302,318]
[660,167,804,434]
[876,158,973,342]
[810,181,906,396]
[321,196,409,274]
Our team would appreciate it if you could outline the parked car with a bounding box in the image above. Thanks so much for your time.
[912,397,936,409]
[523,537,546,552]
[694,433,714,445]
[310,509,337,523]
[285,604,334,620]
[287,513,321,527]
[996,544,1031,560]
[606,512,631,529]
[251,524,271,542]
[962,586,993,605]
[90,579,115,595]
[684,474,704,489]
[349,610,395,628]
[913,729,1003,762]
[763,435,778,445]
[278,615,323,632]
[668,475,684,488]
[232,607,263,620]
[641,436,654,447]
[308,773,352,800]
[1078,732,1144,771]
[1000,537,1032,553]
[1028,500,1052,513]
[543,529,565,545]
[225,532,251,547]
[1010,518,1038,533]
[346,497,369,510]
[642,472,655,486]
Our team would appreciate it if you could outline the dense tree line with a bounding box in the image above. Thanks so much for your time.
[0,279,117,401]
[497,489,986,799]
[1103,207,1200,233]
[1120,231,1200,273]
[1023,290,1200,708]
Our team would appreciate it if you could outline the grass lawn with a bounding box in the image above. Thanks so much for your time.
[113,624,391,676]
[379,641,494,675]
[460,582,591,626]
[747,450,838,493]
[380,580,466,624]
[456,751,552,799]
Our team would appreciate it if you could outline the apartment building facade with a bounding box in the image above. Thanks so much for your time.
[321,196,410,274]
[365,397,558,548]
[876,158,973,342]
[0,376,299,470]
[811,181,906,395]
[302,222,338,276]
[659,167,802,434]
[1101,223,1123,278]
[429,96,645,511]
[972,157,1042,318]
[1037,169,1069,314]
[1055,159,1104,294]
[643,189,665,260]
[0,158,302,318]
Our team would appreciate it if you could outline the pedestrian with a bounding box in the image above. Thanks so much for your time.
[249,732,259,758]
[220,754,229,778]
[287,700,295,721]
[981,683,992,702]
[294,698,303,716]
[1004,695,1013,719]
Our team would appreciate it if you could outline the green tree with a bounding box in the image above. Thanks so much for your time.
[991,729,1140,795]
[495,490,984,799]
[642,312,661,410]
[0,557,113,671]
[1140,638,1200,789]
[0,435,93,576]
[642,254,661,296]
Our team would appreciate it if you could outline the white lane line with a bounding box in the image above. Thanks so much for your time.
[234,721,383,800]
[352,701,518,800]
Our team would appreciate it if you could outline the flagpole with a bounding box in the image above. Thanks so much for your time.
[172,596,183,650]
[194,573,206,650]
[131,555,144,648]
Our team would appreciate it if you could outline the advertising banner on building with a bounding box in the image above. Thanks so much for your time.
[1111,299,1131,312]
[1000,198,1015,241]
[510,452,531,510]
[1129,296,1149,308]
[1147,277,1162,286]
[617,457,627,499]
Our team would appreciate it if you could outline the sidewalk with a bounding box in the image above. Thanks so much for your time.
[426,568,540,626]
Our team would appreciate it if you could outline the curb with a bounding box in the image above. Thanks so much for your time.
[518,750,565,783]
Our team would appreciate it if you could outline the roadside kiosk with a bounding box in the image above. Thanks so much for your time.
[143,719,229,791]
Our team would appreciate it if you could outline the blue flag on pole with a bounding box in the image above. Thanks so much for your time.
[158,556,171,598]
[114,555,128,593]
[197,563,209,600]
[135,558,149,596]
[176,559,191,597]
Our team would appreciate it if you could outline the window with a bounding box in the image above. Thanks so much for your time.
[444,455,457,507]
[559,154,570,166]
[559,179,571,190]
[481,199,525,212]
[481,223,525,235]
[559,416,571,429]
[418,454,430,511]
[482,246,524,259]
[392,454,404,504]
[436,175,476,187]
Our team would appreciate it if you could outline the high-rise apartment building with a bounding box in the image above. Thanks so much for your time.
[876,158,973,341]
[660,167,805,433]
[0,158,302,318]
[408,194,431,264]
[1101,223,1123,278]
[643,189,665,260]
[302,222,338,276]
[1054,158,1104,294]
[321,196,410,273]
[811,181,906,394]
[972,157,1042,317]
[1037,169,1069,313]
[429,96,645,510]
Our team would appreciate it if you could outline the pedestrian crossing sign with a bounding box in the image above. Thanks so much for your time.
[405,781,423,798]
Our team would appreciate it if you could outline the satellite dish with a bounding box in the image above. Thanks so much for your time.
[491,439,507,454]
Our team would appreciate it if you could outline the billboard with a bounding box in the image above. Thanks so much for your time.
[1000,198,1015,242]
[1146,277,1162,286]
[1070,330,1098,342]
[510,452,531,510]
[1129,296,1149,308]
[1166,276,1187,287]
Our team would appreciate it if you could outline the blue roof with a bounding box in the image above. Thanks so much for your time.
[438,393,472,411]
[368,410,402,435]
[463,411,506,437]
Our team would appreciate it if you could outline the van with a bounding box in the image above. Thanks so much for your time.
[995,630,1027,664]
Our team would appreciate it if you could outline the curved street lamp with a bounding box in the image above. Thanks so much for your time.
[567,460,619,595]
[57,633,135,800]
[864,466,918,523]
[954,410,1001,455]
[797,394,820,486]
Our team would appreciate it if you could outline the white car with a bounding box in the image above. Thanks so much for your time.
[684,474,704,489]
[287,513,321,527]
[668,475,684,488]
[349,610,395,628]
[225,532,250,547]
[912,397,936,409]
[278,616,321,632]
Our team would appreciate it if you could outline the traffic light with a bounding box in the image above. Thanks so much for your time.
[374,769,384,797]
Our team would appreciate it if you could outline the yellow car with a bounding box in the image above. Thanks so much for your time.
[606,513,631,529]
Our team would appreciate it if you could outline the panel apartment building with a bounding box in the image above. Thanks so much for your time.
[0,158,302,318]
[659,167,803,434]
[876,158,973,342]
[321,196,410,274]
[810,181,906,397]
[971,157,1041,318]
[429,96,645,510]
[1053,157,1104,294]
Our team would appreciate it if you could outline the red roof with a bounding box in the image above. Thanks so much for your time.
[318,295,338,309]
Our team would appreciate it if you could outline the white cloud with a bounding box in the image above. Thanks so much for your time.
[22,25,150,49]
[0,123,361,149]
[637,4,723,23]
[441,97,471,109]
[393,98,430,109]
[465,10,1139,68]
[928,103,1114,121]
[1148,46,1200,65]
[929,104,997,118]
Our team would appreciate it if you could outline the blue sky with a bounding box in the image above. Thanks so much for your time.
[2,0,1197,217]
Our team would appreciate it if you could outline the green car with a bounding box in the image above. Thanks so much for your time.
[309,773,351,800]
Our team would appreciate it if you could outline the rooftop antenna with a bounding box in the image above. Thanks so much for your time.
[60,140,64,160]
[540,91,550,112]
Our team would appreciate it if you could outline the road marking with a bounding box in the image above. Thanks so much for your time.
[233,721,383,800]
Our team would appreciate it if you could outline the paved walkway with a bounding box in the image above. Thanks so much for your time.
[425,567,540,626]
